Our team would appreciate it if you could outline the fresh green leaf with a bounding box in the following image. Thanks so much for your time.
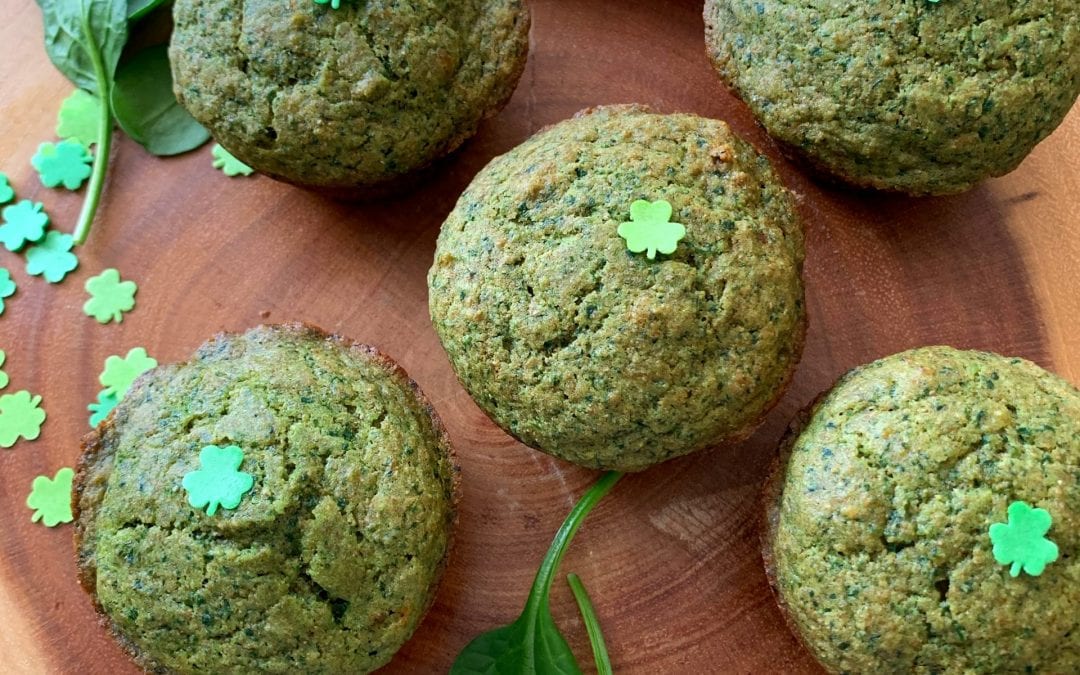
[566,574,613,675]
[57,88,103,147]
[452,471,622,675]
[36,0,128,98]
[112,45,210,156]
[127,0,170,21]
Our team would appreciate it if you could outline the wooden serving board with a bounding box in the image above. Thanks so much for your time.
[0,0,1077,672]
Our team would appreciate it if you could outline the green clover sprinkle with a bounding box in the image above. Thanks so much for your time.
[0,350,7,389]
[32,139,93,190]
[88,389,119,427]
[989,501,1059,577]
[0,268,15,315]
[314,0,343,8]
[0,390,46,448]
[27,467,74,527]
[182,445,255,515]
[211,144,254,177]
[0,200,49,252]
[99,347,157,399]
[617,199,686,259]
[56,89,103,147]
[83,268,137,324]
[0,173,13,203]
[25,231,79,283]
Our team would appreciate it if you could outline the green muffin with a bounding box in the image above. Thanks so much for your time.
[170,0,529,194]
[704,0,1080,195]
[74,324,459,674]
[764,347,1080,673]
[429,105,806,472]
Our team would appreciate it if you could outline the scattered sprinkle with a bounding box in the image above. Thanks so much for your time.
[0,173,13,203]
[88,389,119,427]
[211,143,254,177]
[182,445,255,516]
[617,199,686,260]
[99,347,157,399]
[56,89,102,147]
[989,501,1059,577]
[0,350,7,389]
[314,0,344,8]
[84,268,137,324]
[32,139,93,190]
[0,200,49,252]
[25,231,79,283]
[27,467,74,526]
[0,390,46,448]
[0,268,15,315]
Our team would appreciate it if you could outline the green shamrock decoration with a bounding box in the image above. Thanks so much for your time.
[0,173,13,203]
[0,268,15,315]
[0,200,49,252]
[0,350,7,389]
[32,139,93,190]
[56,89,102,147]
[314,0,343,8]
[84,268,137,323]
[26,231,79,283]
[0,390,46,448]
[88,389,119,427]
[211,144,254,177]
[182,445,255,515]
[99,347,157,399]
[27,467,74,527]
[617,199,686,259]
[989,501,1059,577]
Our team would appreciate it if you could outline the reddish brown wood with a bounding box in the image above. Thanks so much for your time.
[0,0,1076,673]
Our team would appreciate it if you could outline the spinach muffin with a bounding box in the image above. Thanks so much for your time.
[170,0,530,194]
[74,324,459,674]
[704,0,1080,195]
[429,105,806,472]
[764,347,1080,673]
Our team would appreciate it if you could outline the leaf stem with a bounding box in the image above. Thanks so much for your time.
[73,10,113,246]
[567,573,613,675]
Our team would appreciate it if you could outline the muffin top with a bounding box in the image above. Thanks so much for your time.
[170,0,529,189]
[429,105,805,471]
[74,324,458,674]
[705,0,1080,195]
[767,347,1080,673]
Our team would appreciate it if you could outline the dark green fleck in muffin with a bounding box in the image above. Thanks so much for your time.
[429,105,806,472]
[74,324,459,674]
[705,0,1080,195]
[764,347,1080,673]
[170,0,530,194]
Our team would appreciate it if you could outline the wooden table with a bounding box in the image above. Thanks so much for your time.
[0,1,1077,672]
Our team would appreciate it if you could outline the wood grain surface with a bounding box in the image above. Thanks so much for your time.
[0,0,1078,673]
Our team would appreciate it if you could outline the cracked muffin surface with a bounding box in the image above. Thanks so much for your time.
[704,0,1080,195]
[428,105,805,471]
[74,324,458,674]
[169,0,529,191]
[766,347,1080,673]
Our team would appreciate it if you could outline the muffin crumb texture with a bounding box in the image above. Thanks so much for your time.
[771,347,1080,673]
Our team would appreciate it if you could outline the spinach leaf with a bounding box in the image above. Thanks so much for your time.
[567,574,613,675]
[36,0,127,98]
[111,45,209,156]
[127,0,171,21]
[452,471,622,675]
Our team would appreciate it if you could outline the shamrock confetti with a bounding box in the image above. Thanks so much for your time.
[211,143,254,177]
[0,268,15,315]
[314,0,343,8]
[57,89,102,147]
[32,139,93,190]
[617,199,686,259]
[0,390,46,448]
[88,389,118,427]
[27,467,74,527]
[0,350,7,389]
[0,200,49,252]
[0,173,13,203]
[99,347,157,399]
[182,445,255,515]
[989,501,1059,577]
[84,268,137,324]
[26,231,79,283]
